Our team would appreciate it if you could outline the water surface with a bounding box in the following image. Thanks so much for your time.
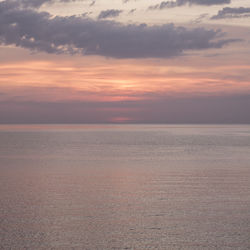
[0,124,250,249]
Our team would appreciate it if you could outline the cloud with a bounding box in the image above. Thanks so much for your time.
[128,8,136,14]
[123,0,138,3]
[89,0,95,7]
[98,9,123,19]
[191,13,209,24]
[149,0,230,10]
[211,7,250,19]
[0,0,237,59]
[1,94,250,123]
[1,0,82,9]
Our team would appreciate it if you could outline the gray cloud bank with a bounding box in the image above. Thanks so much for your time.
[149,0,230,10]
[211,7,250,19]
[1,94,250,123]
[0,0,237,59]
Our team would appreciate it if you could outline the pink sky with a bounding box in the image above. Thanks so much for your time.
[0,0,250,123]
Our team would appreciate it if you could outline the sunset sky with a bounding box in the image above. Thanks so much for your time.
[0,0,250,123]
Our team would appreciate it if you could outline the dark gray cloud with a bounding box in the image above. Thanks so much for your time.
[211,7,250,19]
[149,0,230,10]
[98,9,123,19]
[0,0,237,58]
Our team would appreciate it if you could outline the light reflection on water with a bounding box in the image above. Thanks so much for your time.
[0,125,250,249]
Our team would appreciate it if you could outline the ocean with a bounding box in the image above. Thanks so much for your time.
[0,124,250,249]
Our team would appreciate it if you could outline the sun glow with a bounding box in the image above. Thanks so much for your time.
[1,52,250,104]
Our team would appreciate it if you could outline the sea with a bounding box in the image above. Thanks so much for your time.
[0,124,250,249]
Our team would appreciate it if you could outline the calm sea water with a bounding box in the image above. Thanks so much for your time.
[0,124,250,249]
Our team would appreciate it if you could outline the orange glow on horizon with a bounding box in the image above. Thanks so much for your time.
[1,55,250,103]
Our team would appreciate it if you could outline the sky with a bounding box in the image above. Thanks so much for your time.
[0,0,250,123]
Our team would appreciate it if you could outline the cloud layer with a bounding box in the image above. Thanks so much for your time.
[0,0,235,59]
[1,94,250,123]
[211,7,250,19]
[149,0,230,10]
[4,0,81,8]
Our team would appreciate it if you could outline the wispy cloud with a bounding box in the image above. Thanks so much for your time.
[1,0,84,9]
[128,8,136,14]
[211,7,250,19]
[98,9,123,19]
[148,0,230,10]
